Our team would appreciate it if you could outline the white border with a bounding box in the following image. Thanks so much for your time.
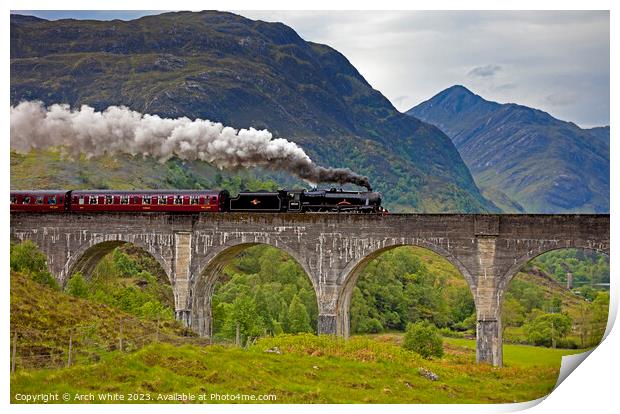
[3,1,617,413]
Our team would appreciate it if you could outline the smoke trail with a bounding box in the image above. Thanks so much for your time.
[10,101,372,190]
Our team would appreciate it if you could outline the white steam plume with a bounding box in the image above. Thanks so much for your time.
[10,101,372,190]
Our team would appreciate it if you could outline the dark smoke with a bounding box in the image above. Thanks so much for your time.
[10,101,372,190]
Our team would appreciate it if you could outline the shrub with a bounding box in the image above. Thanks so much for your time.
[10,240,59,290]
[402,322,444,359]
[438,327,465,338]
[556,338,579,349]
[66,272,90,298]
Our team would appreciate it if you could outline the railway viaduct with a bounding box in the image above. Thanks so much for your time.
[10,212,609,367]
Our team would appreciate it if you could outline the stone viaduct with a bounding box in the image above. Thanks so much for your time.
[10,212,609,367]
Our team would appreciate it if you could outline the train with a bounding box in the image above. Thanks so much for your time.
[10,188,386,214]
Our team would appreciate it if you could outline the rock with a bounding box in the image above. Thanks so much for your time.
[154,54,187,71]
[264,346,281,355]
[418,367,439,381]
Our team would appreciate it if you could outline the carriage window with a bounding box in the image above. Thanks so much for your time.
[78,196,85,205]
[106,195,113,204]
[120,196,129,205]
[89,196,98,205]
[24,196,31,204]
[10,196,16,204]
[210,196,217,204]
[142,196,151,205]
[190,196,199,205]
[158,196,167,205]
[174,196,183,205]
[48,196,57,205]
[36,196,44,204]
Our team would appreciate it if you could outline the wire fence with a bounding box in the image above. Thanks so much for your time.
[10,318,212,373]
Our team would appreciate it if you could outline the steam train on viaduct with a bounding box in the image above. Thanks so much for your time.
[10,188,386,214]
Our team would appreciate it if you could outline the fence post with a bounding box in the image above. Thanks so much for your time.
[156,316,160,343]
[67,333,73,368]
[235,323,240,347]
[11,331,17,374]
[119,320,124,352]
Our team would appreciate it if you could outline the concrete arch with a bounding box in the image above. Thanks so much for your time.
[335,241,475,338]
[190,239,318,338]
[63,237,171,287]
[496,244,610,297]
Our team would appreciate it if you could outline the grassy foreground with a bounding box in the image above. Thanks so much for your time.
[10,268,587,404]
[10,333,585,404]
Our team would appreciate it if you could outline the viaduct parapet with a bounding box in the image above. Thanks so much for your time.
[10,212,609,367]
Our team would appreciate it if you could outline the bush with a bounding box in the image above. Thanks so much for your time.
[10,240,59,290]
[31,271,60,290]
[66,272,89,298]
[402,322,444,359]
[438,327,465,338]
[556,338,579,349]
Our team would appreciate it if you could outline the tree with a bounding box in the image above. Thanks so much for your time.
[524,313,572,348]
[66,272,89,298]
[447,286,475,327]
[578,285,598,302]
[403,271,448,328]
[10,240,59,290]
[590,292,609,345]
[112,249,140,277]
[547,295,563,314]
[501,297,525,334]
[520,286,545,312]
[402,322,444,359]
[223,294,264,344]
[286,294,312,333]
[575,302,593,348]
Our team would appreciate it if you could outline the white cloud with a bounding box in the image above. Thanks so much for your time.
[13,10,610,127]
[237,10,610,127]
[468,65,502,78]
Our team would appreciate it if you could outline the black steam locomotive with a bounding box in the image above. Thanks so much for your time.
[229,188,385,213]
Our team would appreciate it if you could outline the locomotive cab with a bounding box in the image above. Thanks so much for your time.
[286,190,304,212]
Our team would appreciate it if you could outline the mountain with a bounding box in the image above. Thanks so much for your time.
[407,85,609,213]
[586,126,610,144]
[10,12,498,213]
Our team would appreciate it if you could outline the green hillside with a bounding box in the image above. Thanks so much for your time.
[10,241,605,403]
[10,12,497,213]
[10,148,293,195]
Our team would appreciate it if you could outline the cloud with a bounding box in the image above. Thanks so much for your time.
[467,64,502,78]
[238,10,609,127]
[13,10,610,127]
[392,95,410,106]
[545,92,579,107]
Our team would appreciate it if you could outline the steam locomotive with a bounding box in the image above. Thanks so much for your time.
[10,188,386,214]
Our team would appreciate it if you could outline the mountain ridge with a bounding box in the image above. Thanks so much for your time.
[407,85,609,213]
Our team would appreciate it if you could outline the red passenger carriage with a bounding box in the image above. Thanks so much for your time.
[10,190,69,212]
[10,190,230,213]
[69,190,229,213]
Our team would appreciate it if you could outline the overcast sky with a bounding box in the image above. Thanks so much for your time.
[13,10,610,127]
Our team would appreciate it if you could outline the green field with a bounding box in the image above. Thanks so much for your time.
[442,337,584,368]
[11,323,586,404]
[9,242,599,404]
